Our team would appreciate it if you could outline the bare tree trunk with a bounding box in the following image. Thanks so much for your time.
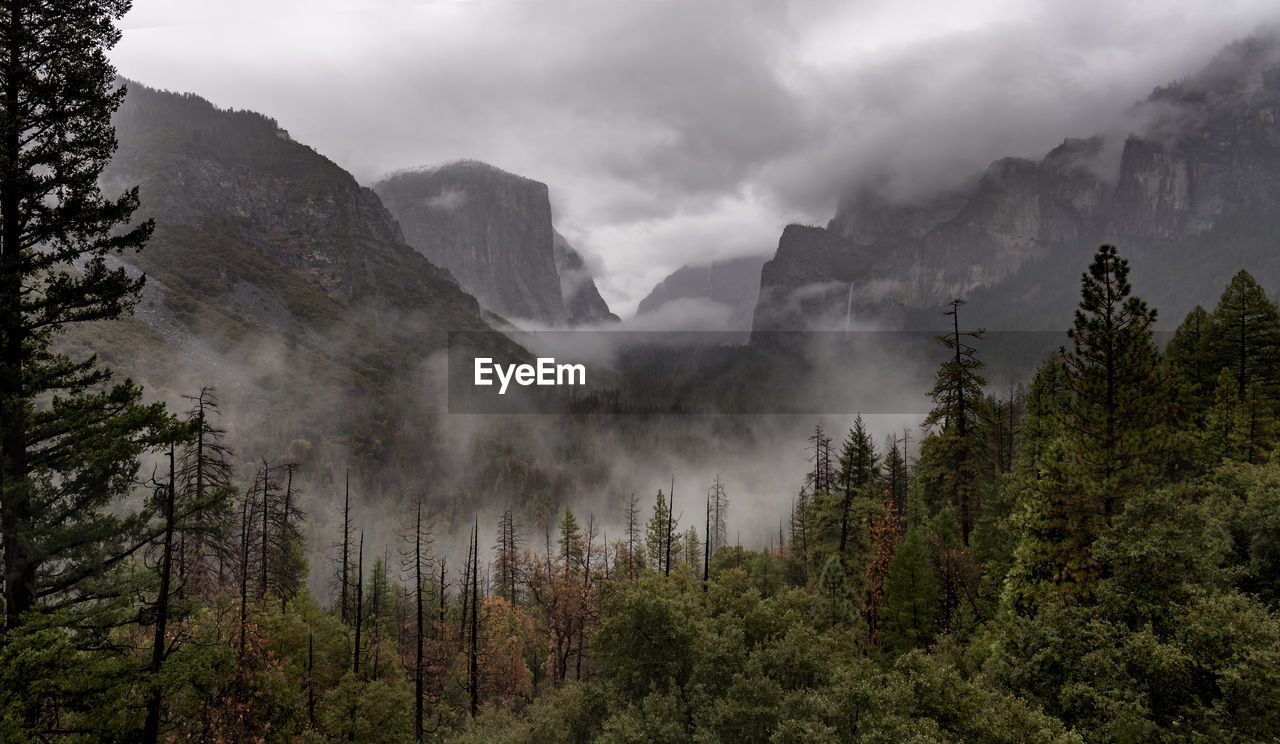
[341,470,350,624]
[143,443,178,744]
[469,519,480,718]
[665,477,674,577]
[414,499,425,742]
[238,477,251,660]
[307,631,315,729]
[260,460,270,600]
[353,531,364,675]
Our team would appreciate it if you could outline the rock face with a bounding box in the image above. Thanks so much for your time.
[95,81,520,470]
[554,232,620,324]
[374,161,617,326]
[638,255,768,329]
[753,33,1280,331]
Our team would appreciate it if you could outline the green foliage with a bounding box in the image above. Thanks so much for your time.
[1166,304,1216,413]
[592,575,704,700]
[1060,245,1181,506]
[994,479,1280,742]
[313,672,415,743]
[559,506,585,575]
[597,691,688,744]
[1207,269,1280,399]
[1204,460,1280,605]
[645,490,675,573]
[0,1,185,739]
[1007,245,1183,612]
[880,525,941,652]
[813,555,858,630]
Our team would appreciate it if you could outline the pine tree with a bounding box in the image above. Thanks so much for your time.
[883,435,909,521]
[835,416,879,558]
[924,299,987,545]
[814,555,857,629]
[865,498,904,645]
[1208,269,1280,399]
[645,490,673,574]
[682,526,700,574]
[1006,245,1179,611]
[806,424,834,499]
[558,507,584,579]
[879,524,940,651]
[1,0,170,637]
[787,487,814,583]
[1167,304,1217,411]
[1058,244,1179,517]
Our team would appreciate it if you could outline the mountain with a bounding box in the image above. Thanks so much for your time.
[555,231,620,324]
[636,255,767,330]
[373,161,617,327]
[753,32,1280,333]
[89,82,520,482]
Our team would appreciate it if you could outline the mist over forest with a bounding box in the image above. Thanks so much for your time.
[5,2,1280,743]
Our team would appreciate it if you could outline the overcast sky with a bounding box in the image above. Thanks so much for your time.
[112,0,1280,316]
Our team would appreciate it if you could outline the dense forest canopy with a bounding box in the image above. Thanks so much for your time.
[3,2,1280,743]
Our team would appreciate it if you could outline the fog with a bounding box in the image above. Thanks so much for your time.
[111,0,1280,316]
[94,0,1280,596]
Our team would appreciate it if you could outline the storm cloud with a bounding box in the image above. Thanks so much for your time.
[112,0,1280,315]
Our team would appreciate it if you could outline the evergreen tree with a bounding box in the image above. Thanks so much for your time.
[883,435,909,521]
[834,416,879,559]
[1208,269,1280,399]
[923,299,987,545]
[786,487,814,584]
[1167,304,1216,412]
[1007,245,1179,611]
[645,490,673,574]
[813,555,857,629]
[558,507,584,579]
[879,524,940,652]
[1058,244,1179,517]
[1,0,169,631]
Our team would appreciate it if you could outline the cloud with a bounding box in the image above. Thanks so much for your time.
[424,186,468,211]
[111,0,1280,316]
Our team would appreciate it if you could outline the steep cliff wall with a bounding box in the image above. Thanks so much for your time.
[752,33,1280,331]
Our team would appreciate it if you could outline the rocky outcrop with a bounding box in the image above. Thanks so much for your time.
[554,232,619,324]
[375,161,617,327]
[752,32,1280,331]
[103,84,499,345]
[94,82,522,472]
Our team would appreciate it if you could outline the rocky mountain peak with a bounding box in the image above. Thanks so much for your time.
[374,161,617,327]
[752,29,1280,332]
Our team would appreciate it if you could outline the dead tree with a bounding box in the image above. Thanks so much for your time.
[353,531,365,675]
[494,508,522,602]
[142,443,178,744]
[625,492,641,579]
[334,469,354,625]
[175,387,236,598]
[468,519,480,717]
[399,497,433,743]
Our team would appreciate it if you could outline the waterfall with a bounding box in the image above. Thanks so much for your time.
[844,281,854,334]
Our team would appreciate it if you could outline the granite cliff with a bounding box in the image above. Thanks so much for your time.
[753,33,1280,332]
[374,161,616,326]
[90,82,519,477]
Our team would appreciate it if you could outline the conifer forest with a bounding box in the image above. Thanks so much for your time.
[4,1,1280,743]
